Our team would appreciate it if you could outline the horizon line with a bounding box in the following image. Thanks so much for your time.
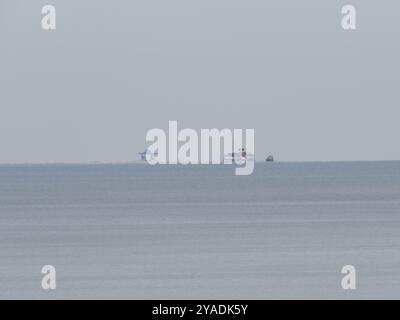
[0,159,399,166]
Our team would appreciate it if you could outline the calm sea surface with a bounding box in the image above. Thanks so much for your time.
[1,162,400,299]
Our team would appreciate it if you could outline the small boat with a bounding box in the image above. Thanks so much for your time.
[224,148,254,165]
[138,149,158,162]
[266,155,274,162]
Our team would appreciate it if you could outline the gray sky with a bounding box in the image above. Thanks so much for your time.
[0,0,399,163]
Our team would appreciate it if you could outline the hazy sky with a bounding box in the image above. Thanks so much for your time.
[0,0,399,163]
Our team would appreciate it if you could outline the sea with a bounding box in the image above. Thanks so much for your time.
[1,161,400,299]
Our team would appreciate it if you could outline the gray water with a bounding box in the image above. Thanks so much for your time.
[1,162,400,299]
